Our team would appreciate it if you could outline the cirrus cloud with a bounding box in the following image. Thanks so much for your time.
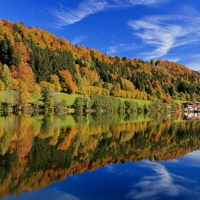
[49,0,167,28]
[127,10,200,60]
[49,0,108,28]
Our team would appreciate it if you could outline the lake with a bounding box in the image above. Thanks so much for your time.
[0,112,200,200]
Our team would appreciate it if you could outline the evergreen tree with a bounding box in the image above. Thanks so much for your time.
[0,36,14,66]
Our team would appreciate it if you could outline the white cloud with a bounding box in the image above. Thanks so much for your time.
[71,35,88,44]
[106,43,138,55]
[49,0,168,28]
[161,56,180,63]
[105,164,115,172]
[186,150,200,159]
[50,0,108,27]
[186,63,200,71]
[128,11,200,60]
[109,0,168,7]
[41,188,81,200]
[177,150,200,166]
[181,55,200,71]
[106,45,118,54]
[129,0,164,6]
[11,188,81,200]
[126,161,200,200]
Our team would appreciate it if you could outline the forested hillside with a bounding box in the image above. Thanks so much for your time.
[0,19,200,107]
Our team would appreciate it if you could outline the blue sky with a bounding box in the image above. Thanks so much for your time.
[1,0,200,71]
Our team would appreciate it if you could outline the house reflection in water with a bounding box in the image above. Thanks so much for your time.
[184,112,200,120]
[183,102,200,112]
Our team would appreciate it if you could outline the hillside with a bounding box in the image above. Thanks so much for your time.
[0,19,200,107]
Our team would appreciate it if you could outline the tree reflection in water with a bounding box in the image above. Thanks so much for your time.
[0,112,199,198]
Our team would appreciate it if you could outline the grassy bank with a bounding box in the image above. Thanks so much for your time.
[52,92,152,106]
[52,92,81,106]
[0,90,188,108]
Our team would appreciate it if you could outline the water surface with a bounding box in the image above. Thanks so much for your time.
[0,113,199,200]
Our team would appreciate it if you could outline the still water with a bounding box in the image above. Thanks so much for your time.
[0,113,200,200]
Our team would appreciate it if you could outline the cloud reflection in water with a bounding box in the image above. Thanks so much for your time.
[126,158,200,200]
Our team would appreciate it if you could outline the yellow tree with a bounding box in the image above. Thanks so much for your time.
[50,74,61,92]
[15,80,30,106]
[121,78,135,91]
[111,83,121,97]
[0,80,5,91]
[0,64,14,89]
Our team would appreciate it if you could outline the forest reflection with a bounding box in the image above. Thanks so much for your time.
[0,112,200,198]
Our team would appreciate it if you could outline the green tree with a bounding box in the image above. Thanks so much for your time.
[143,103,149,113]
[0,36,14,66]
[41,86,54,111]
[118,101,126,113]
[73,97,85,113]
[150,59,155,66]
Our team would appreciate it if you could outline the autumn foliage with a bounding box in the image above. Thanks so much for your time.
[0,19,199,103]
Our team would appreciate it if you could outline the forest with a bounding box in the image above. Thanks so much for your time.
[0,19,200,112]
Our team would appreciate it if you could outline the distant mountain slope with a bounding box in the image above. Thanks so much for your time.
[0,19,200,102]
